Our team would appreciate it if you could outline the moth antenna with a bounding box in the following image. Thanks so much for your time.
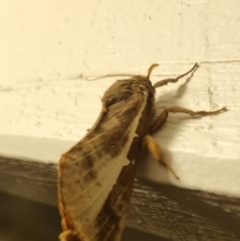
[173,63,199,80]
[146,63,159,79]
[153,63,199,88]
[88,74,134,81]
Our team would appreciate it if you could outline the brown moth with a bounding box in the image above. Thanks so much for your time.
[58,63,227,241]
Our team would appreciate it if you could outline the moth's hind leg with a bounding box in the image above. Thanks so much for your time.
[58,211,80,241]
[153,63,198,88]
[150,106,227,134]
[144,134,179,180]
[59,230,80,241]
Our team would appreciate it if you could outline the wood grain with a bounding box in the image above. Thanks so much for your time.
[0,156,57,206]
[1,155,239,241]
[129,181,240,241]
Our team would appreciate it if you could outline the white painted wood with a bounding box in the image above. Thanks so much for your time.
[0,0,239,199]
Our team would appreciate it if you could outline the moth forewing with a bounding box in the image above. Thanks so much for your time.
[59,81,155,241]
[58,63,226,241]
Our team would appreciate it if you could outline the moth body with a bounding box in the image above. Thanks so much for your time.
[58,64,227,241]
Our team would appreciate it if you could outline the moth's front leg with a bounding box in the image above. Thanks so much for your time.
[149,106,227,134]
[144,134,179,180]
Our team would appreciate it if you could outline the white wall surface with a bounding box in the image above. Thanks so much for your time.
[0,0,239,196]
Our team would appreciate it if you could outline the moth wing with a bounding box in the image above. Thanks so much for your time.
[59,94,147,241]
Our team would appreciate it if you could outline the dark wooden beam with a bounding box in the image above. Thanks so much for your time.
[1,155,240,241]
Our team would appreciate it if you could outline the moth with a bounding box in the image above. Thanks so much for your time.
[58,63,226,241]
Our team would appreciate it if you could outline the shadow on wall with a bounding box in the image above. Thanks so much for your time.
[0,192,167,241]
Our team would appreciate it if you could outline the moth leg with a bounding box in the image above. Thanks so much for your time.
[149,108,169,134]
[150,106,227,134]
[153,63,198,88]
[59,230,80,241]
[145,134,179,179]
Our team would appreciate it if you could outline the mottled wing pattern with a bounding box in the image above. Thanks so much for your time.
[59,92,150,241]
